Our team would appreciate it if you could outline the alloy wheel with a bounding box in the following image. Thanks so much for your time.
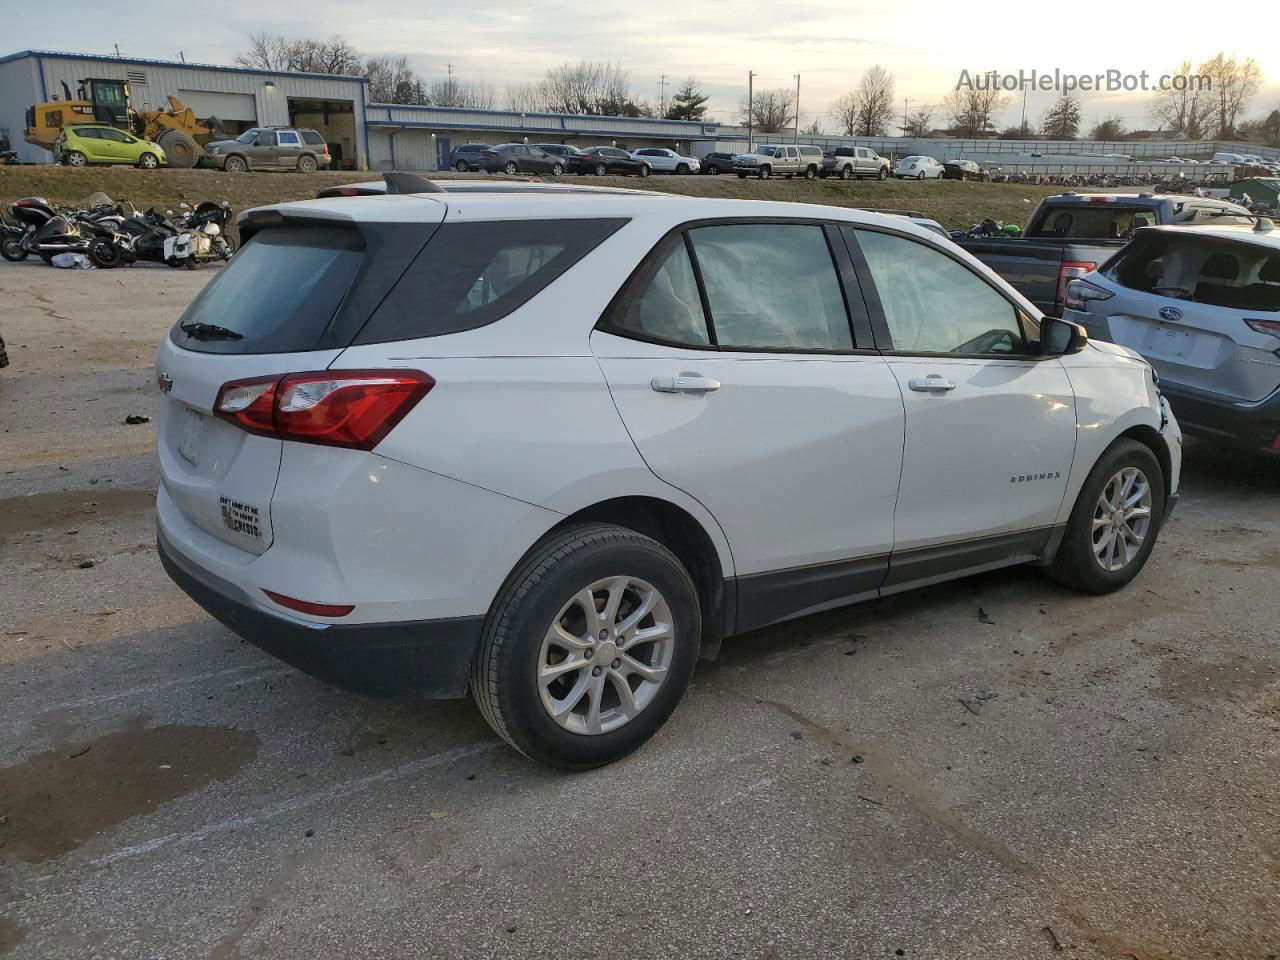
[537,576,675,736]
[1092,467,1153,572]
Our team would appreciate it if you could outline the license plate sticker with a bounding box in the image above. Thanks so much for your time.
[219,496,264,540]
[178,408,204,465]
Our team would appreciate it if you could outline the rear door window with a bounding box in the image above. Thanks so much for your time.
[356,218,627,343]
[171,227,364,353]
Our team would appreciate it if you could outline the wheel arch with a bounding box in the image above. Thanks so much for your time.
[224,152,249,170]
[1118,423,1174,507]
[547,496,732,657]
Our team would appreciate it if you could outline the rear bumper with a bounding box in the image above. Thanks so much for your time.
[158,529,482,698]
[1160,381,1280,454]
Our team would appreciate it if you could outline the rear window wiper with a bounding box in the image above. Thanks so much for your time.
[180,321,243,341]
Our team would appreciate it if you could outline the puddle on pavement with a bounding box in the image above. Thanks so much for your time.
[0,489,155,539]
[0,725,258,863]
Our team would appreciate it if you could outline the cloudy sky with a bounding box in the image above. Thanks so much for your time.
[6,2,1277,131]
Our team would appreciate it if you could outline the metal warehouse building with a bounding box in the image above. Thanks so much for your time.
[0,50,369,166]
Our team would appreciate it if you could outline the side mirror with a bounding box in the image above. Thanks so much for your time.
[1042,316,1088,356]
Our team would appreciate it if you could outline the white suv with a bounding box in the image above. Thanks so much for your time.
[155,188,1181,769]
[631,148,701,174]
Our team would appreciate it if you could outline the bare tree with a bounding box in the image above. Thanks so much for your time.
[738,88,796,133]
[902,106,935,137]
[1200,53,1262,139]
[801,117,825,136]
[828,91,859,136]
[365,55,419,104]
[1147,59,1205,138]
[236,32,294,71]
[942,87,1007,137]
[505,82,544,113]
[538,61,634,115]
[1089,115,1126,140]
[853,65,895,136]
[239,33,362,76]
[1040,95,1082,139]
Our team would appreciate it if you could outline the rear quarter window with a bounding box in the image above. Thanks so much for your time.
[354,218,627,343]
[301,131,325,145]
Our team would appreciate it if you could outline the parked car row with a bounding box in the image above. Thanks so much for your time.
[448,142,698,177]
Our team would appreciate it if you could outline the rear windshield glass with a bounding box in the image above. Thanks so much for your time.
[1105,231,1280,311]
[355,218,627,343]
[171,227,363,353]
[1028,204,1157,239]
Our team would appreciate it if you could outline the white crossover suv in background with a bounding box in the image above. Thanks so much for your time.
[155,186,1181,769]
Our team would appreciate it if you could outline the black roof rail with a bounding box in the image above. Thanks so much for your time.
[383,171,443,194]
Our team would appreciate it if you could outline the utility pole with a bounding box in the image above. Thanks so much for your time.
[902,98,909,136]
[794,73,801,142]
[747,70,756,152]
[1019,85,1028,137]
[114,43,122,59]
[659,73,668,115]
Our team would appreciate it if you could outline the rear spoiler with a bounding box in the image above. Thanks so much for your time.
[315,171,444,199]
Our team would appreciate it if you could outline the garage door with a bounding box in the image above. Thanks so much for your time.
[177,90,257,123]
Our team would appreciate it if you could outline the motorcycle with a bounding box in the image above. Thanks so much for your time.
[164,200,235,268]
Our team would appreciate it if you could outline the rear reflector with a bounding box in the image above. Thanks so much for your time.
[262,589,353,618]
[214,369,433,450]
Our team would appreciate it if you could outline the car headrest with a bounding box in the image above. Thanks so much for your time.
[1200,252,1239,280]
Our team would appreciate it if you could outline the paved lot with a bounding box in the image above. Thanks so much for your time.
[1,259,1278,960]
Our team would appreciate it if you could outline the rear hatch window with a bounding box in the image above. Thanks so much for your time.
[1028,204,1157,239]
[171,226,365,354]
[1105,231,1280,311]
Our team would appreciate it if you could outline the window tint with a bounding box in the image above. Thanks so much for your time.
[277,131,300,145]
[690,224,852,351]
[301,131,325,145]
[172,227,364,354]
[1030,205,1158,239]
[855,230,1025,355]
[73,128,100,139]
[610,239,710,346]
[257,131,277,146]
[357,218,627,343]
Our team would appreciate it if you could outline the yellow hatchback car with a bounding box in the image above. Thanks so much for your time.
[56,125,167,169]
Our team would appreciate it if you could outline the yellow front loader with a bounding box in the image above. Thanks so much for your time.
[24,78,222,167]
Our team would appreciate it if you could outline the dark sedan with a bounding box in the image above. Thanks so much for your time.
[532,143,583,162]
[700,151,738,175]
[477,144,567,176]
[942,159,985,181]
[448,143,490,172]
[571,147,651,177]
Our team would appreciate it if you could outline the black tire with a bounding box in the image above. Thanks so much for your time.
[594,163,607,176]
[551,162,564,177]
[0,237,26,262]
[878,166,888,180]
[87,238,122,269]
[224,155,247,173]
[1047,438,1165,595]
[840,166,853,180]
[917,170,926,180]
[737,173,747,179]
[638,165,651,178]
[504,161,519,175]
[455,160,468,172]
[297,154,318,173]
[39,252,54,266]
[137,152,159,170]
[804,166,817,180]
[758,166,770,180]
[64,151,87,168]
[676,163,690,175]
[156,130,199,168]
[471,523,701,770]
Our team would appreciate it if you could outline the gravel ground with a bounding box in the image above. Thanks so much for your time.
[0,258,1277,960]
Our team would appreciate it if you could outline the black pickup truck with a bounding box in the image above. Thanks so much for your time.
[954,193,1252,315]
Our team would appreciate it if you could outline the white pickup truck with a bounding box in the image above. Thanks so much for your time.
[733,144,824,180]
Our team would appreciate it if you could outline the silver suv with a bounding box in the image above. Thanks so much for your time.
[1064,221,1280,455]
[201,127,332,173]
[733,144,824,180]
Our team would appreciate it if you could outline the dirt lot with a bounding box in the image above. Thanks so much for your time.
[0,164,1062,231]
[1,255,1278,960]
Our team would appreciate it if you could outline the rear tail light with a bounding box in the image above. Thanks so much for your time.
[1057,260,1097,309]
[1244,318,1280,339]
[214,370,433,450]
[322,144,330,155]
[262,590,353,618]
[1063,278,1114,312]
